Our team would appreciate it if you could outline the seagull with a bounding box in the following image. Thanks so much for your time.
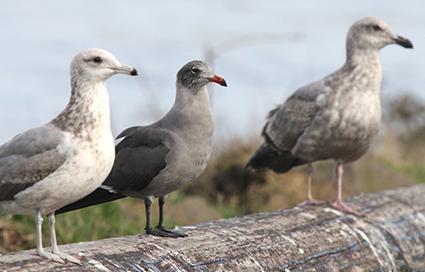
[0,48,138,263]
[57,60,227,237]
[247,17,413,215]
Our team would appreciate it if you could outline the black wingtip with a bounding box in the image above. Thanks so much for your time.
[56,188,125,214]
[244,161,255,171]
[116,126,140,140]
[248,144,305,174]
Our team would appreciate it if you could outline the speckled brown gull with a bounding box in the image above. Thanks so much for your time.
[0,48,137,263]
[247,17,413,215]
[57,60,227,237]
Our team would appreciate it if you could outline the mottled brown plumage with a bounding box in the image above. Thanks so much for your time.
[248,17,413,214]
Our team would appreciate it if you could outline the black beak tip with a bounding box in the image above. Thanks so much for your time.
[395,36,414,49]
[130,68,138,76]
[221,80,228,87]
[405,41,414,49]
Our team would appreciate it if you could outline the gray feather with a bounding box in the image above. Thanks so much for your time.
[56,125,171,214]
[106,126,172,193]
[260,48,382,164]
[264,80,325,151]
[0,125,66,200]
[58,60,217,214]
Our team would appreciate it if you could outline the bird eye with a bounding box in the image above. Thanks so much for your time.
[372,25,382,31]
[191,67,200,74]
[92,56,102,64]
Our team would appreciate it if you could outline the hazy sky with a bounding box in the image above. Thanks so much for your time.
[0,0,423,143]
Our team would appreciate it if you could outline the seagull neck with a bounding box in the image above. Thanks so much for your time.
[52,80,111,137]
[344,47,382,92]
[346,46,381,70]
[168,85,213,128]
[173,84,210,106]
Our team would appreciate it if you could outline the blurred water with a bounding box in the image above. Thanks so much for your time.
[0,0,423,143]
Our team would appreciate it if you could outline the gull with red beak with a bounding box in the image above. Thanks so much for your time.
[58,60,226,237]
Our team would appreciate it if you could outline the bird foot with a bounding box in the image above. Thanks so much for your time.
[36,248,65,264]
[52,249,82,265]
[146,226,188,238]
[297,199,325,207]
[330,200,364,216]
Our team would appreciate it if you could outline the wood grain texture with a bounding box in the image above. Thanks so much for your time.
[1,184,425,271]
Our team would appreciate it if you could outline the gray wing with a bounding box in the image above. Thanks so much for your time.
[105,125,172,192]
[0,125,67,201]
[56,125,171,214]
[263,80,328,151]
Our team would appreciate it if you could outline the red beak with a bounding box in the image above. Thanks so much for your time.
[208,75,227,87]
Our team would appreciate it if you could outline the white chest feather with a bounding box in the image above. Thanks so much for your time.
[7,84,115,214]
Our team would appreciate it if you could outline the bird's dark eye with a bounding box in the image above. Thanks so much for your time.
[372,25,382,31]
[93,56,102,64]
[191,67,200,74]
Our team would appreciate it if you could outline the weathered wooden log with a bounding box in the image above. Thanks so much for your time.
[1,184,425,271]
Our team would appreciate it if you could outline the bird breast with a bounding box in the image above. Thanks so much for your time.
[143,115,214,198]
[294,90,381,163]
[165,118,214,193]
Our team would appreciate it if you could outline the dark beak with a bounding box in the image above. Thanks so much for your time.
[112,65,139,76]
[208,75,227,87]
[394,35,414,49]
[130,68,138,76]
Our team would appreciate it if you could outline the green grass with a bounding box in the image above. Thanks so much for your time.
[382,158,425,183]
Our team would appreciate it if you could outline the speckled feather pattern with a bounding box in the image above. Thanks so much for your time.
[264,29,383,163]
[0,59,115,215]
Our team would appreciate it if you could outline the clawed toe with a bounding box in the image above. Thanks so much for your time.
[53,250,82,265]
[157,226,188,237]
[330,200,364,216]
[37,249,65,263]
[146,227,188,238]
[297,199,325,207]
[143,196,188,239]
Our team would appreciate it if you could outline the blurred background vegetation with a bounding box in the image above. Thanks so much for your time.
[1,92,424,253]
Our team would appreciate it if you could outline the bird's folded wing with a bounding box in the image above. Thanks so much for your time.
[0,125,67,201]
[56,126,171,214]
[105,126,171,192]
[263,81,327,151]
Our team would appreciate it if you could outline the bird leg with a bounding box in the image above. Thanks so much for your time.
[330,162,363,216]
[144,196,155,233]
[144,196,187,238]
[35,210,64,263]
[47,213,81,265]
[156,196,187,237]
[297,163,324,207]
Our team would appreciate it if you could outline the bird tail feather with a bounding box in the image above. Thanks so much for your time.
[56,188,125,214]
[246,143,305,173]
